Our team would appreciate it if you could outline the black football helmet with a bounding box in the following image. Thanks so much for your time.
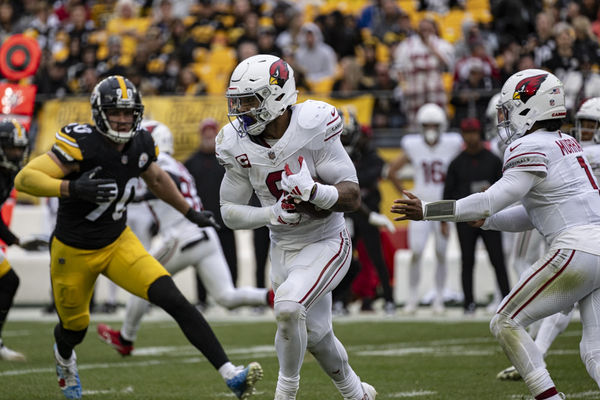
[0,119,28,171]
[338,106,361,155]
[90,75,144,143]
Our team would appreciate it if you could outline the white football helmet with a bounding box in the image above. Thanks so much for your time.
[574,97,600,145]
[416,103,447,145]
[497,69,566,144]
[142,120,174,155]
[226,54,298,136]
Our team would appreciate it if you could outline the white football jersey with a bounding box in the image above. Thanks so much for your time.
[583,143,600,182]
[400,132,463,201]
[132,152,207,244]
[502,130,600,247]
[216,100,358,250]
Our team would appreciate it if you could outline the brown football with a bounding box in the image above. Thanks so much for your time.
[294,201,332,218]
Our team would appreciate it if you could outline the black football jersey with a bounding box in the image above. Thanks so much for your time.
[51,123,158,249]
[0,168,18,245]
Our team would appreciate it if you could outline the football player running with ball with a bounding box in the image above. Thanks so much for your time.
[217,54,376,400]
[15,75,262,400]
[392,69,600,399]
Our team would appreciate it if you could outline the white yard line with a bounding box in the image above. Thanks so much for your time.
[388,390,438,397]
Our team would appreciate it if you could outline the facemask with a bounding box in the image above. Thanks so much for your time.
[424,129,439,144]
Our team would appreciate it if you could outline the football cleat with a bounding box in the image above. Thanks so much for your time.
[0,344,26,361]
[344,382,377,400]
[54,344,82,399]
[496,365,522,381]
[226,362,263,399]
[383,301,396,315]
[97,323,133,356]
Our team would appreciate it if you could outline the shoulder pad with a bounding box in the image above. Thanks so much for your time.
[215,124,241,167]
[297,100,338,131]
[52,123,93,162]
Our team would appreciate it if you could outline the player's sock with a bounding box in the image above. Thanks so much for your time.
[147,276,229,369]
[218,362,240,380]
[524,368,558,400]
[0,269,19,336]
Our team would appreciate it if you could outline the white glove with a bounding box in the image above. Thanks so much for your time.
[281,156,315,202]
[368,212,396,232]
[270,195,301,226]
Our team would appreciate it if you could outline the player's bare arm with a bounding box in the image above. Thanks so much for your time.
[141,162,191,215]
[329,181,360,212]
[387,153,408,193]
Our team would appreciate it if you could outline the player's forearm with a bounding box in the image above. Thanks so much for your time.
[328,181,361,213]
[481,205,534,232]
[221,202,271,230]
[15,154,66,197]
[145,168,190,215]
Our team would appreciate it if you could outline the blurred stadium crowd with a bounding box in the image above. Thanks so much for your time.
[5,0,600,139]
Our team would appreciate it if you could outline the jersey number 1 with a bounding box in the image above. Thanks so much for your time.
[577,155,600,194]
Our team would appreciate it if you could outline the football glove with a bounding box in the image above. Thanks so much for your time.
[270,194,301,225]
[185,208,221,230]
[69,166,118,203]
[282,156,315,202]
[368,212,396,232]
[18,235,50,251]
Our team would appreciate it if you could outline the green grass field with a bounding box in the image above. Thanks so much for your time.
[0,314,598,399]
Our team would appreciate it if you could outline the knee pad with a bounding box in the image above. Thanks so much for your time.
[54,323,87,348]
[0,268,19,297]
[490,313,519,338]
[274,301,306,326]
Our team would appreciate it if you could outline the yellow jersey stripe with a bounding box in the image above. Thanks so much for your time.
[56,131,79,147]
[54,134,82,161]
[117,76,128,99]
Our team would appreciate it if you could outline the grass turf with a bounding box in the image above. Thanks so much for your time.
[0,317,598,399]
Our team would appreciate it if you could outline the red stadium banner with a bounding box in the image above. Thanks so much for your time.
[0,83,37,131]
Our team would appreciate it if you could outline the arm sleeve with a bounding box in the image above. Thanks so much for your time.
[220,167,271,230]
[14,153,65,197]
[451,170,542,221]
[481,204,535,232]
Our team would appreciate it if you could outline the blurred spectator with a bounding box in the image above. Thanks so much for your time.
[563,54,600,118]
[443,118,510,315]
[175,66,205,95]
[491,0,540,50]
[454,40,499,83]
[236,39,258,62]
[294,22,338,84]
[418,0,465,13]
[62,2,95,47]
[96,34,129,77]
[257,25,282,58]
[234,11,260,45]
[525,11,556,67]
[572,16,600,66]
[451,57,498,129]
[454,19,497,60]
[542,22,579,82]
[23,1,60,52]
[370,61,405,128]
[105,0,151,61]
[331,56,370,98]
[34,58,71,99]
[0,0,18,43]
[275,6,303,58]
[320,10,361,59]
[498,40,522,83]
[393,18,455,129]
[578,0,599,22]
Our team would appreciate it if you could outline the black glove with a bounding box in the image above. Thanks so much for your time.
[185,208,221,230]
[69,166,117,203]
[19,237,49,252]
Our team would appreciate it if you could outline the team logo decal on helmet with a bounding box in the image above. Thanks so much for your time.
[513,74,547,103]
[269,60,289,88]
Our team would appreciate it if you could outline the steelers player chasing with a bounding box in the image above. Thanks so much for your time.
[15,75,262,400]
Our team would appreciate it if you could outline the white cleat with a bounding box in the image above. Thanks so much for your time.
[403,304,417,315]
[496,365,522,381]
[0,344,26,361]
[361,382,377,399]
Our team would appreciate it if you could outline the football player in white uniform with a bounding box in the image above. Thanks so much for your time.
[217,55,376,400]
[392,69,600,399]
[387,103,463,314]
[98,120,271,356]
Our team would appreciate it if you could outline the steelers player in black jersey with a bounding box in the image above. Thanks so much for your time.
[15,76,262,400]
[0,119,32,362]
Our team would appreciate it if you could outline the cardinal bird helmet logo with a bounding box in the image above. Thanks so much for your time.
[513,73,547,104]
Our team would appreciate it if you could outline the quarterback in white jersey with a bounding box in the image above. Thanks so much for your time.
[98,120,269,354]
[393,69,600,399]
[218,55,375,400]
[388,103,463,314]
